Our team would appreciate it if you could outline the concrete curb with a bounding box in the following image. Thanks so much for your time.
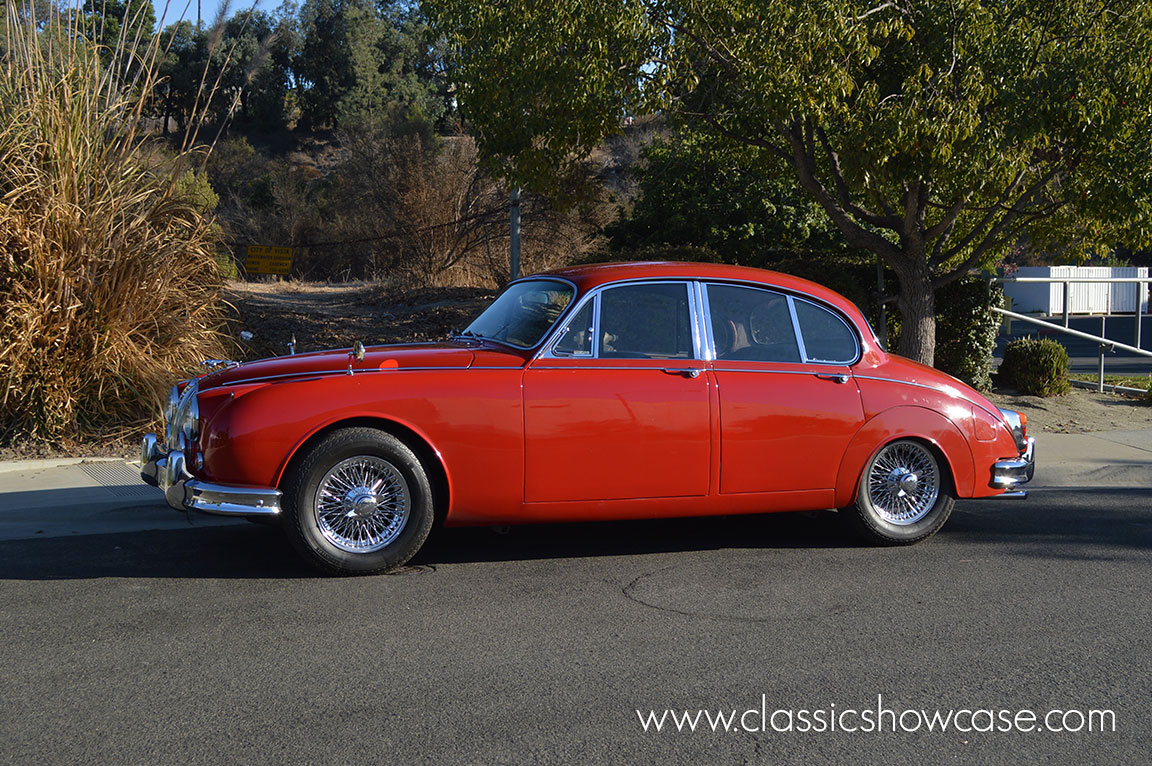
[0,456,128,475]
[1069,379,1149,396]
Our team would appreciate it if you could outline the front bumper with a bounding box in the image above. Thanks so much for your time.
[141,433,281,516]
[990,436,1036,494]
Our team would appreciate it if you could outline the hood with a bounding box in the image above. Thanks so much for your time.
[199,342,480,389]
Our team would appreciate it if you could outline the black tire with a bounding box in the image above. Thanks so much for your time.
[282,427,434,575]
[843,439,955,546]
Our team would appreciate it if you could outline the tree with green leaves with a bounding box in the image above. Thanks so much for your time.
[79,0,155,52]
[296,0,445,130]
[428,0,1152,365]
[608,128,845,262]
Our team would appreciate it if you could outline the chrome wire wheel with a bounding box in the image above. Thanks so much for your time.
[313,456,411,553]
[864,441,940,526]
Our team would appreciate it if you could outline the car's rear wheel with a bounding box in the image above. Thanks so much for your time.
[844,439,955,545]
[282,428,434,575]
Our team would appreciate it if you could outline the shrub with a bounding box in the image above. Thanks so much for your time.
[0,7,230,443]
[999,338,1071,397]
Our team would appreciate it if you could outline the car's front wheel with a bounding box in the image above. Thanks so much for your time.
[282,428,434,575]
[843,439,955,545]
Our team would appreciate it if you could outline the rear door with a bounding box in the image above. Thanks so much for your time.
[704,283,865,494]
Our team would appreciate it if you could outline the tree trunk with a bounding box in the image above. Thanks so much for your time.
[894,260,937,366]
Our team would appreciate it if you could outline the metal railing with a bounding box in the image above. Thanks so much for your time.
[989,275,1152,392]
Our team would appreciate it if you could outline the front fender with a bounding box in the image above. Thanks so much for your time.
[834,405,975,508]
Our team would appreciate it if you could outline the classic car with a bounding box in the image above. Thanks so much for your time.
[141,262,1035,575]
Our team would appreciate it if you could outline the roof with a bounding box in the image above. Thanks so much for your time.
[536,261,858,313]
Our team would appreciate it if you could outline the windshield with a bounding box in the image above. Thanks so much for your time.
[463,279,575,348]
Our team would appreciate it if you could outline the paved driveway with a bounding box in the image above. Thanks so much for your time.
[1,486,1148,764]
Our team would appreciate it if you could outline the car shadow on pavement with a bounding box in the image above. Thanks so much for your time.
[942,486,1152,559]
[0,486,1147,579]
[0,524,315,580]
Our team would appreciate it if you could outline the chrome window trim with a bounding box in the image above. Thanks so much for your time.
[700,279,862,367]
[538,280,702,361]
[465,276,580,351]
[592,293,603,358]
[547,294,597,359]
[785,295,809,362]
[541,292,600,360]
[695,281,716,361]
[705,282,807,365]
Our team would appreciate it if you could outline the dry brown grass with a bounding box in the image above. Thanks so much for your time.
[0,6,230,444]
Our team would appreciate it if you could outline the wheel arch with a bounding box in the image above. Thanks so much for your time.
[835,406,975,508]
[275,416,452,525]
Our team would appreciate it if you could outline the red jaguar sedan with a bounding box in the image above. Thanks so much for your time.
[142,262,1034,574]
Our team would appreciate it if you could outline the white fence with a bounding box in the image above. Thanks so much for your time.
[1003,266,1150,315]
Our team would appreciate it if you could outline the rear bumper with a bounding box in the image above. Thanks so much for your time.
[990,437,1036,492]
[141,434,281,516]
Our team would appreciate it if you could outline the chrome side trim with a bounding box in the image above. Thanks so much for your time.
[208,366,526,387]
[853,374,1006,423]
[527,365,712,372]
[710,367,848,377]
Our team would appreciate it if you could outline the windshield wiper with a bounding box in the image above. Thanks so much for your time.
[450,329,485,344]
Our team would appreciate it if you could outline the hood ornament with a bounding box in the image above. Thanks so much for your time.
[348,341,366,375]
[201,359,240,371]
[287,334,297,356]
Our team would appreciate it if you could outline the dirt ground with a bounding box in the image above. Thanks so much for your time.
[2,280,1147,462]
[986,387,1152,434]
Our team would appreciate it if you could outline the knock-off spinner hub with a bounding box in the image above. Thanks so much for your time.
[345,488,379,518]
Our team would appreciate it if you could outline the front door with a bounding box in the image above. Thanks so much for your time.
[523,282,712,503]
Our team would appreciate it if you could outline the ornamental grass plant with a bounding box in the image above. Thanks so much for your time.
[0,4,230,444]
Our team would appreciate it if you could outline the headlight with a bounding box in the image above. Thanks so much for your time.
[998,408,1028,452]
[170,379,200,449]
[164,384,181,445]
[180,394,200,444]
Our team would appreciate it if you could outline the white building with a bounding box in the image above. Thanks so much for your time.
[1002,266,1149,315]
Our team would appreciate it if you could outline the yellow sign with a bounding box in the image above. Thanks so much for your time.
[245,245,294,275]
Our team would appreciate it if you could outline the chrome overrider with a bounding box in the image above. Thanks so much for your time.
[990,409,1036,496]
[140,379,281,517]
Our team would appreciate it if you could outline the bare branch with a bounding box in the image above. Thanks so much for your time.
[815,126,902,229]
[775,119,902,261]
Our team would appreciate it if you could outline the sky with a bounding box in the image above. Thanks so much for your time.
[150,0,244,28]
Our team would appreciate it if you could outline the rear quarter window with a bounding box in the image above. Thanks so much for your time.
[793,298,859,364]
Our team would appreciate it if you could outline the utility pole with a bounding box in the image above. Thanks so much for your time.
[509,187,521,281]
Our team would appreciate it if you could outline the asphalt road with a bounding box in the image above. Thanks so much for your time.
[998,314,1152,376]
[1,491,1149,765]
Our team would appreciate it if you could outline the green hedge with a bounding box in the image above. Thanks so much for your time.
[999,338,1071,397]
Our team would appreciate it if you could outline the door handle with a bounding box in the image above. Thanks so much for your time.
[815,374,850,384]
[662,368,703,378]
